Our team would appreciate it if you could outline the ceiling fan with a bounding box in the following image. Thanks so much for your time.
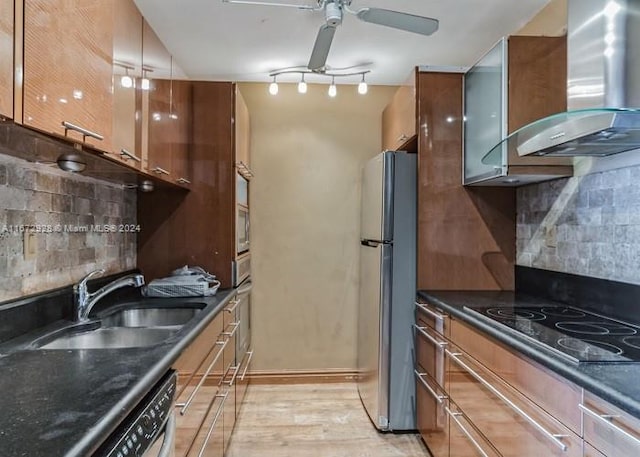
[222,0,439,71]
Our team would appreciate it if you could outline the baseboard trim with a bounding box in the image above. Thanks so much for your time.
[248,369,358,385]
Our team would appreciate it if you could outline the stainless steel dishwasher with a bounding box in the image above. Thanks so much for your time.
[94,371,177,457]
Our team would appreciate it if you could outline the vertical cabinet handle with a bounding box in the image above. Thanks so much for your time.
[579,404,640,446]
[446,350,568,452]
[445,406,490,457]
[415,302,446,321]
[414,370,447,404]
[240,351,254,381]
[196,392,228,457]
[119,149,141,162]
[176,339,227,415]
[62,121,104,141]
[414,324,448,347]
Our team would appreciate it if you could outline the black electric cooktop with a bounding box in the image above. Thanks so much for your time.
[465,305,640,363]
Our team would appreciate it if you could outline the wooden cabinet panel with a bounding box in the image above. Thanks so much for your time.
[111,0,143,169]
[183,386,225,457]
[447,344,581,457]
[23,0,113,151]
[171,79,192,185]
[450,318,582,434]
[174,312,225,457]
[382,71,417,151]
[0,0,13,118]
[415,369,449,457]
[222,316,237,449]
[447,401,502,457]
[415,322,449,393]
[235,349,252,416]
[416,72,515,290]
[235,87,250,169]
[584,443,606,457]
[582,391,640,457]
[142,19,172,179]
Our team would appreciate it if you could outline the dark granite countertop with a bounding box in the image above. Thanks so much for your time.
[0,289,236,457]
[418,290,640,420]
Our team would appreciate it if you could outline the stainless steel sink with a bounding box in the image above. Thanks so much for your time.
[100,307,201,328]
[36,327,177,350]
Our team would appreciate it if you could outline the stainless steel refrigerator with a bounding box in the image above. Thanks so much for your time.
[357,151,416,431]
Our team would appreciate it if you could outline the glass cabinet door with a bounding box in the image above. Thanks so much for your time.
[463,39,508,184]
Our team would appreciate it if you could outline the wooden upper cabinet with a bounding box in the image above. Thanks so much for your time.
[382,70,417,152]
[171,78,192,186]
[23,0,114,152]
[235,87,250,169]
[111,0,143,169]
[142,20,173,180]
[0,0,13,119]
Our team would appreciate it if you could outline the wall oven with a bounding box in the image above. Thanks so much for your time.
[236,174,250,254]
[96,371,177,457]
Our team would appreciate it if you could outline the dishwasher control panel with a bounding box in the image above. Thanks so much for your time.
[96,371,177,457]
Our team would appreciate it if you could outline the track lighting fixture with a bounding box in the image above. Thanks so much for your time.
[269,76,279,95]
[328,76,337,97]
[266,68,371,98]
[358,73,368,95]
[298,74,308,94]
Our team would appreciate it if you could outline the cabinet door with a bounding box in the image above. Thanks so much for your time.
[447,402,502,457]
[582,391,640,457]
[142,19,172,180]
[23,0,113,151]
[415,370,449,457]
[0,0,13,119]
[111,0,142,169]
[584,444,605,457]
[382,73,417,151]
[235,87,250,168]
[184,386,226,457]
[446,346,582,457]
[171,78,192,186]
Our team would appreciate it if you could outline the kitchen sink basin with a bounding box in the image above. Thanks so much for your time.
[100,307,202,328]
[35,327,177,350]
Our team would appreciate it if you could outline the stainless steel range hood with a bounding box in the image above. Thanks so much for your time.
[514,0,640,158]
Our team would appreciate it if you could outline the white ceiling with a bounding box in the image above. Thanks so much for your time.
[134,0,551,85]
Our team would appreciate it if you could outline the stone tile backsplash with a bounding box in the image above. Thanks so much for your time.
[517,165,640,285]
[0,154,137,302]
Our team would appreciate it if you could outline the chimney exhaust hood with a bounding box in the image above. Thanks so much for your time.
[508,0,640,158]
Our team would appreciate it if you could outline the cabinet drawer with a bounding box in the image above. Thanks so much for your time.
[581,391,640,457]
[451,319,582,433]
[584,443,605,457]
[447,345,581,457]
[415,367,449,457]
[447,401,502,457]
[175,341,226,457]
[415,300,449,337]
[415,322,448,392]
[185,388,227,457]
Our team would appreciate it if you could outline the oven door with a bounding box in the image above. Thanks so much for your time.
[144,413,176,457]
[237,206,250,254]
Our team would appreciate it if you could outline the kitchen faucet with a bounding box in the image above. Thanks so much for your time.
[74,269,145,321]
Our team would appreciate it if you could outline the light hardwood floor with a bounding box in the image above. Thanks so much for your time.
[226,383,429,457]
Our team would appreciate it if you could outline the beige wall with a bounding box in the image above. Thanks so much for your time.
[518,0,567,36]
[239,82,396,372]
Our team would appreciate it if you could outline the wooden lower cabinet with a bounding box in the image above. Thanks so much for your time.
[446,345,581,457]
[447,401,502,457]
[0,0,13,119]
[584,443,606,457]
[235,349,252,415]
[186,387,226,457]
[415,368,449,457]
[581,391,640,457]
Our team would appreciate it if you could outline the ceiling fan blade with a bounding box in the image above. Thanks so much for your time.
[356,8,439,36]
[222,0,317,11]
[308,24,336,70]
